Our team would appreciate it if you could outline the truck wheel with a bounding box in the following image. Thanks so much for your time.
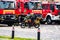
[21,23,25,28]
[46,17,52,24]
[34,24,39,28]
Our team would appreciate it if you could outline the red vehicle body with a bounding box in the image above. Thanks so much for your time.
[0,1,17,26]
[15,0,32,16]
[0,0,32,26]
[16,0,42,16]
[41,2,60,24]
[0,0,42,26]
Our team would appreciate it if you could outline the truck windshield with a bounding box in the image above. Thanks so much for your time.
[28,2,42,10]
[0,1,15,10]
[56,5,60,10]
[24,2,29,9]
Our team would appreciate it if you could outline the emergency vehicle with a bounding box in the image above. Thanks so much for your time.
[0,0,42,26]
[0,1,16,26]
[0,0,32,26]
[27,1,42,18]
[17,0,42,28]
[41,1,60,24]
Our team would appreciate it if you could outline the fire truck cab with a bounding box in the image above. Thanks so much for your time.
[28,1,42,17]
[16,0,32,24]
[16,0,42,23]
[0,1,16,26]
[0,0,31,26]
[0,0,42,26]
[42,1,60,24]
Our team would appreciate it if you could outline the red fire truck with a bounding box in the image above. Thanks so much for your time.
[41,1,60,24]
[0,1,17,26]
[0,0,31,26]
[19,1,42,28]
[27,1,42,18]
[0,0,42,26]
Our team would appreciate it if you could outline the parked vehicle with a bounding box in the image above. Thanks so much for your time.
[20,16,41,28]
[0,0,31,26]
[0,1,16,26]
[41,1,60,24]
[0,0,42,26]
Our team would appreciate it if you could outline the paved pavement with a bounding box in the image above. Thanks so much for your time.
[41,25,60,40]
[0,26,37,39]
[0,24,60,40]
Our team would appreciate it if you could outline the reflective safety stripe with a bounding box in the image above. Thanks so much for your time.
[32,10,42,14]
[3,10,15,14]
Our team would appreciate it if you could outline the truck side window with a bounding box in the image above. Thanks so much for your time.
[42,4,48,9]
[28,2,34,10]
[24,2,29,9]
[36,2,42,10]
[50,4,54,12]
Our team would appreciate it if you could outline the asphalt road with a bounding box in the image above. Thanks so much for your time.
[0,26,37,39]
[0,24,60,40]
[41,25,60,40]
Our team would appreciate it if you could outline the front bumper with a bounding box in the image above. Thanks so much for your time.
[0,14,17,23]
[51,15,60,20]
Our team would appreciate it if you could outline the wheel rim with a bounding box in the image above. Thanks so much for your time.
[47,18,51,24]
[21,24,25,28]
[35,25,39,28]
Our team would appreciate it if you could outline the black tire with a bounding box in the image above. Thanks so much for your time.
[46,16,52,24]
[21,23,25,28]
[34,24,39,28]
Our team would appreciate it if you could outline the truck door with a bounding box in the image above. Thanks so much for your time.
[24,2,29,15]
[42,4,49,18]
[16,2,24,15]
[50,4,55,15]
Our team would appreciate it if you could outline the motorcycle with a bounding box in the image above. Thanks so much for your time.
[21,17,41,28]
